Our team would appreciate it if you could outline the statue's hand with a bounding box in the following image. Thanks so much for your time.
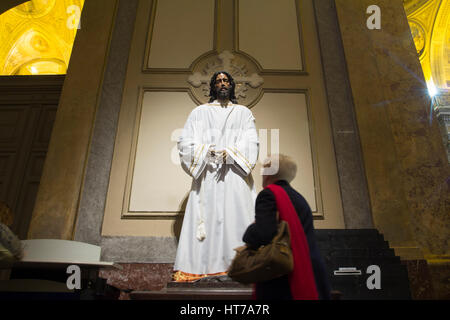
[207,145,216,162]
[215,149,228,164]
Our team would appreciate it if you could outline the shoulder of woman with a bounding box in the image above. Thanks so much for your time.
[257,188,276,200]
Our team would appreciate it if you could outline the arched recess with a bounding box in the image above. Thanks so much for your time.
[1,23,67,75]
[13,57,66,75]
[430,0,450,90]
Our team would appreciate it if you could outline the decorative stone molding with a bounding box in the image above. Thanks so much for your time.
[408,20,426,57]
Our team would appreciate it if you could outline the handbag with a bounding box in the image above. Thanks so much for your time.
[228,217,293,284]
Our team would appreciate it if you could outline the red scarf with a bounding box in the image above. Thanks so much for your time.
[265,184,318,300]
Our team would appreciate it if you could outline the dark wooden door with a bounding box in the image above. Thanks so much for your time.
[0,75,63,239]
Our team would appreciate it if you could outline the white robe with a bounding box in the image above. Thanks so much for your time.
[174,100,259,276]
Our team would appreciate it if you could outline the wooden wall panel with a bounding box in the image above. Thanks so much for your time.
[0,76,62,239]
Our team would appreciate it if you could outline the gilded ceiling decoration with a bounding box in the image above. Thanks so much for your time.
[403,0,432,15]
[409,20,426,57]
[13,0,56,18]
[0,0,84,75]
[405,0,450,92]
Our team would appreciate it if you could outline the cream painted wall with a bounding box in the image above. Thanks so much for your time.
[128,92,319,214]
[129,91,195,213]
[146,0,215,69]
[101,0,345,237]
[238,0,303,70]
[102,89,345,236]
[251,92,317,211]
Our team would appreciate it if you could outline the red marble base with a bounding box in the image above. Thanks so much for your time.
[402,260,435,299]
[99,263,174,300]
[428,260,450,299]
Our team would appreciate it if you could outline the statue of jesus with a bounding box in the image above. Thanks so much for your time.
[173,71,259,281]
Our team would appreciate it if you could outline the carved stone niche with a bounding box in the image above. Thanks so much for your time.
[188,50,264,108]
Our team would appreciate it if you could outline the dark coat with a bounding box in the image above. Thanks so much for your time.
[242,180,331,300]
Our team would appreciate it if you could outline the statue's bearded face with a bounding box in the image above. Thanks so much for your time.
[214,73,231,100]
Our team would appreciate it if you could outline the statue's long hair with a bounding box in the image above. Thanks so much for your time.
[208,71,238,104]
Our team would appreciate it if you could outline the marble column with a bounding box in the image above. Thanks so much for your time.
[334,0,450,260]
[312,0,373,229]
[27,0,119,239]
